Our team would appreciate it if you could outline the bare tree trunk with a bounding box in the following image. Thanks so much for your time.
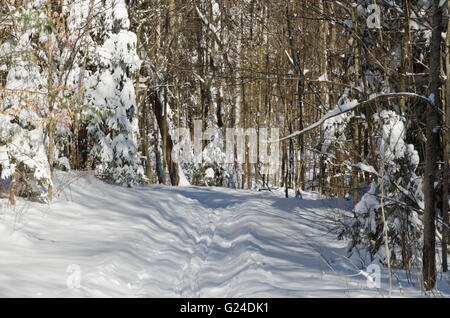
[442,1,450,272]
[351,6,360,207]
[153,115,163,184]
[140,94,152,183]
[10,170,16,206]
[423,0,443,290]
[380,156,393,296]
[318,0,328,200]
[399,0,411,116]
[162,86,167,184]
[152,90,179,186]
[247,83,253,190]
[47,0,54,201]
[399,0,412,270]
[134,8,151,183]
[285,0,305,192]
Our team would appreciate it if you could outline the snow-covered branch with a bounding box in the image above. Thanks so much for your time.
[270,92,442,143]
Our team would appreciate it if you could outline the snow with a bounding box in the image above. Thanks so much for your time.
[273,92,435,143]
[0,171,448,297]
[272,98,358,142]
[195,6,221,44]
[428,93,435,105]
[318,74,328,82]
[375,110,407,162]
[178,164,191,186]
[204,167,215,180]
[354,163,378,175]
[212,2,220,21]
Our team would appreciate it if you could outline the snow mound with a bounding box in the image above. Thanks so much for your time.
[0,223,33,246]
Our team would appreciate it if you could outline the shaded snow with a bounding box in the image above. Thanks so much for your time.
[0,171,448,297]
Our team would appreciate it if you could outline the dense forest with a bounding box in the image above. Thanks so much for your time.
[0,0,449,292]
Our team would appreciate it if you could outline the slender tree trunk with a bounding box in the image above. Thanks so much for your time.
[47,0,54,201]
[162,86,167,184]
[442,1,450,272]
[140,95,152,183]
[247,83,253,190]
[282,80,289,197]
[10,169,16,206]
[286,0,305,192]
[153,115,163,184]
[399,0,412,270]
[399,0,411,116]
[318,0,328,200]
[380,156,393,296]
[351,6,360,207]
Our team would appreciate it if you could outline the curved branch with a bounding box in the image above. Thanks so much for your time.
[270,92,442,143]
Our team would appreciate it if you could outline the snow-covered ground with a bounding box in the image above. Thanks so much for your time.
[0,171,448,297]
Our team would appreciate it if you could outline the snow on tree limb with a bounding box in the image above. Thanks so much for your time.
[269,92,442,143]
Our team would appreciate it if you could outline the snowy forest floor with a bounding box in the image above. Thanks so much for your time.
[0,171,448,297]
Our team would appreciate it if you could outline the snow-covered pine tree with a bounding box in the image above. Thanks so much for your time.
[340,110,424,270]
[80,0,145,186]
[0,0,145,203]
[0,3,53,200]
